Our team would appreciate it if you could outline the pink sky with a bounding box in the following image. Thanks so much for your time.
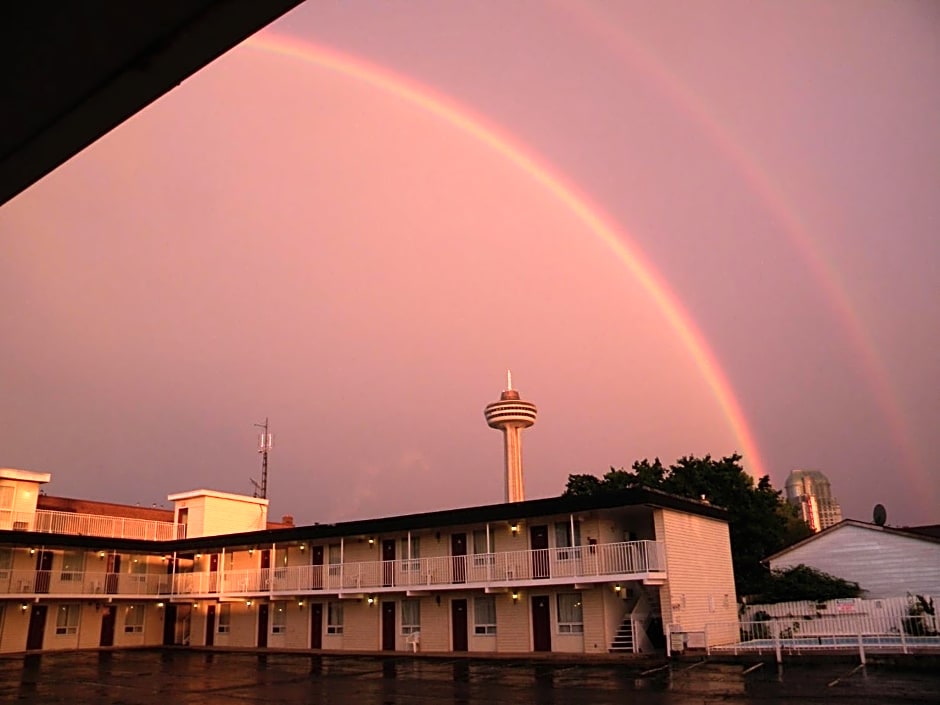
[1,1,938,527]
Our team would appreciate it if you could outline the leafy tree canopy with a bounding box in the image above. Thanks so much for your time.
[564,454,813,597]
[751,565,861,603]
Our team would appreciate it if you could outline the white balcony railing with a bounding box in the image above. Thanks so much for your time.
[4,510,184,540]
[0,569,169,596]
[174,539,666,597]
[0,540,665,599]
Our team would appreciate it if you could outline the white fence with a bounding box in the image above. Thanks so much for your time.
[8,510,183,540]
[703,595,939,661]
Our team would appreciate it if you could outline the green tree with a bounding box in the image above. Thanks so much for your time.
[754,565,861,603]
[564,453,813,597]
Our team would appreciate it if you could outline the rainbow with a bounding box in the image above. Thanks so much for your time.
[554,4,926,499]
[244,31,768,479]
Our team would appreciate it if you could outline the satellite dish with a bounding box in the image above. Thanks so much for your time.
[873,504,887,526]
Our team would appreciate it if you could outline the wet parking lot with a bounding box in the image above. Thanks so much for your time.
[1,649,938,704]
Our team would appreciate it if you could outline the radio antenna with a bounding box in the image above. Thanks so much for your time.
[251,418,273,499]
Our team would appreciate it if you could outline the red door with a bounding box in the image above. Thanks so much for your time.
[100,605,117,647]
[205,604,216,646]
[310,603,323,649]
[311,546,324,589]
[382,602,396,650]
[382,540,395,587]
[260,550,271,589]
[451,599,468,651]
[451,533,467,584]
[34,550,53,593]
[105,553,121,594]
[531,595,552,651]
[530,525,549,579]
[257,603,269,648]
[26,605,47,650]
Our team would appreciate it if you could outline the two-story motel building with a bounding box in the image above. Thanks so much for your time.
[0,467,738,655]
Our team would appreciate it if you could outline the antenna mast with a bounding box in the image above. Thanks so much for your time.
[251,418,273,499]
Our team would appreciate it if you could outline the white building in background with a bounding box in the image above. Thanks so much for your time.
[766,519,940,599]
[785,469,842,532]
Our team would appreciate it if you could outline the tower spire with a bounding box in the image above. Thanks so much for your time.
[507,369,512,391]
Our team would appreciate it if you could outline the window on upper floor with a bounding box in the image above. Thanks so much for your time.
[61,550,84,580]
[328,544,342,576]
[55,604,80,635]
[554,521,582,560]
[556,593,583,633]
[400,536,420,570]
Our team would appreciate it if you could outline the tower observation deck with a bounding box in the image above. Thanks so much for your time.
[484,372,537,503]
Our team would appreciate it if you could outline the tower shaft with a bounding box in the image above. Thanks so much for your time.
[503,424,526,503]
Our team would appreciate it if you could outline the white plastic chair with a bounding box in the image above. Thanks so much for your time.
[406,631,420,652]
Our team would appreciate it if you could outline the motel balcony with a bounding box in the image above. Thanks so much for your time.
[5,510,184,541]
[0,540,665,600]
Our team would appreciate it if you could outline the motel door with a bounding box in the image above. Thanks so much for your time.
[100,605,117,647]
[26,605,48,650]
[451,598,468,652]
[311,546,324,589]
[530,525,549,579]
[205,604,216,646]
[382,602,396,651]
[531,595,552,652]
[105,553,121,594]
[382,540,396,587]
[257,603,269,648]
[310,603,323,649]
[34,550,53,593]
[162,604,177,646]
[451,533,467,584]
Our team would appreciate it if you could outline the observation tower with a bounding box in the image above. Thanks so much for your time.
[484,372,537,503]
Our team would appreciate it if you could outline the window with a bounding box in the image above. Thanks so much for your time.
[129,555,148,581]
[0,484,14,528]
[55,604,80,635]
[218,604,231,633]
[473,596,497,635]
[61,550,84,581]
[123,603,145,633]
[556,593,583,633]
[328,544,342,576]
[272,604,287,634]
[327,602,344,635]
[472,530,494,566]
[400,536,420,571]
[401,599,420,635]
[0,547,12,579]
[554,521,581,560]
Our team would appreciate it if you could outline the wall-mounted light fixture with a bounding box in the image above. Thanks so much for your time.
[156,602,165,609]
[367,596,375,606]
[20,602,29,612]
[511,592,520,602]
[195,553,202,560]
[245,600,253,607]
[297,600,305,610]
[368,537,375,546]
[614,584,622,594]
[29,548,36,555]
[299,544,306,552]
[248,548,254,556]
[98,551,106,559]
[510,523,519,535]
